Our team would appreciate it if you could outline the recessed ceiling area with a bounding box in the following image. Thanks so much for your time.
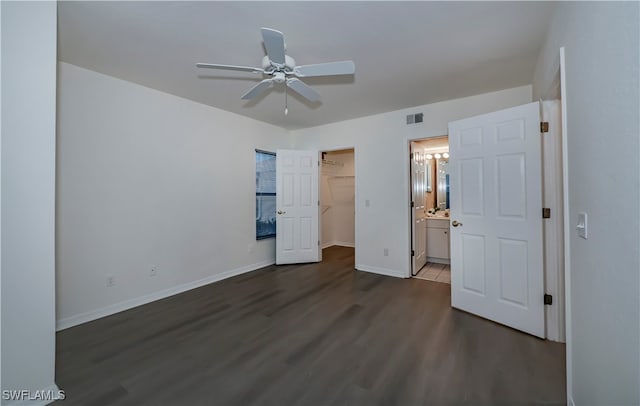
[57,1,556,130]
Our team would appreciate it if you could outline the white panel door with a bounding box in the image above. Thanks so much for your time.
[276,149,320,265]
[411,143,427,275]
[448,102,544,338]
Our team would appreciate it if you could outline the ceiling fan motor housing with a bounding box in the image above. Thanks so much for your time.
[262,55,296,73]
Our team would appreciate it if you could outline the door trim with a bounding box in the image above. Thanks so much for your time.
[541,100,565,343]
[405,135,448,278]
[559,46,572,406]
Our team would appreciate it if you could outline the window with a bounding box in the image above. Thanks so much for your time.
[256,150,276,239]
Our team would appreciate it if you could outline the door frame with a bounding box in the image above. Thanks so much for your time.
[404,134,448,279]
[319,146,358,263]
[554,46,572,403]
[560,47,571,406]
[538,44,571,404]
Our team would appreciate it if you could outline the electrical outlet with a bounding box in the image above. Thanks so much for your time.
[106,275,115,287]
[383,248,389,257]
[150,267,157,277]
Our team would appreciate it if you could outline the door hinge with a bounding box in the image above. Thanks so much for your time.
[411,250,415,257]
[542,208,551,219]
[544,294,553,305]
[410,152,414,159]
[318,200,320,206]
[411,201,415,208]
[317,160,320,166]
[540,122,549,133]
[318,240,320,247]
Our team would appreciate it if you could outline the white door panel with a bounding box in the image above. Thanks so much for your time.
[449,102,544,338]
[276,149,320,264]
[411,143,427,275]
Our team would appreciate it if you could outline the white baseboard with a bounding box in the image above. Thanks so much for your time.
[356,264,407,278]
[2,383,62,406]
[322,241,355,249]
[426,257,450,264]
[56,259,275,331]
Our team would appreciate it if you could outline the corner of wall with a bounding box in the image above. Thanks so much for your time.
[56,63,289,328]
[1,0,58,398]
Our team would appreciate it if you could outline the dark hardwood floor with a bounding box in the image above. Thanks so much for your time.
[55,246,566,405]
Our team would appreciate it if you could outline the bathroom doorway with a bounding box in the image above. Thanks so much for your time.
[320,148,355,257]
[409,136,451,284]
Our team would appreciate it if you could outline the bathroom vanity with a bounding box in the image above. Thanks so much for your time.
[426,217,450,263]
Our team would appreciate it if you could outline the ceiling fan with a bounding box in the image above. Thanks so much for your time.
[196,28,355,114]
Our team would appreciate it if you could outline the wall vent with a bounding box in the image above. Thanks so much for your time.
[406,113,423,125]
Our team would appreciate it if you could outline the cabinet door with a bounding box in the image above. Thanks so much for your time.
[426,227,450,259]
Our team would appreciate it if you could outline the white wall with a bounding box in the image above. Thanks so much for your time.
[533,2,639,405]
[1,0,58,401]
[56,62,289,329]
[321,150,355,248]
[292,86,532,277]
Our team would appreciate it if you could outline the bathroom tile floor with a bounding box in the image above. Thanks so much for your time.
[415,262,451,284]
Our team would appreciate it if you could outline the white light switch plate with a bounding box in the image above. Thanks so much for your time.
[576,212,588,239]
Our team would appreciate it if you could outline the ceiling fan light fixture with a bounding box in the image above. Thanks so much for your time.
[273,72,286,84]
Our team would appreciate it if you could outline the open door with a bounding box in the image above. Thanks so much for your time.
[448,102,545,338]
[410,142,427,275]
[275,149,320,265]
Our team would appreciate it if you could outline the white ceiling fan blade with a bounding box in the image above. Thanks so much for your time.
[241,79,273,100]
[261,28,286,66]
[286,78,320,102]
[293,61,355,77]
[196,63,264,74]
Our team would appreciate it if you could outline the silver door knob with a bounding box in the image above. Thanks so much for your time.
[277,210,286,215]
[452,220,462,227]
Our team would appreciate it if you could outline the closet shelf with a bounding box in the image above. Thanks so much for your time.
[322,159,344,167]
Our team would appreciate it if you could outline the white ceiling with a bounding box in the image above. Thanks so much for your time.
[57,1,556,130]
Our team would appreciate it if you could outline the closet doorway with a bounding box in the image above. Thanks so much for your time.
[320,149,355,255]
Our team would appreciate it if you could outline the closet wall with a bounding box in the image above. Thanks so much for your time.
[320,149,355,248]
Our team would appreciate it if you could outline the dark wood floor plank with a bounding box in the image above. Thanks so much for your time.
[55,246,566,405]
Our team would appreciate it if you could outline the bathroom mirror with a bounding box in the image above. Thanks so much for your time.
[436,158,449,209]
[426,162,433,193]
